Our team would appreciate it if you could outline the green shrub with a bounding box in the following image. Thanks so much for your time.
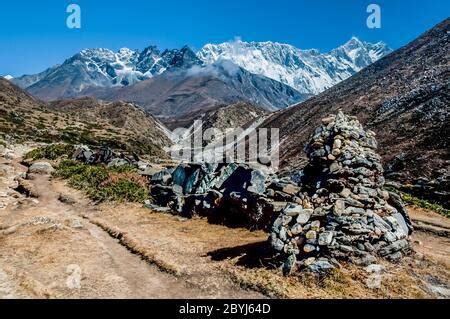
[386,186,449,218]
[54,160,148,203]
[24,144,75,161]
[92,179,149,203]
[400,192,449,218]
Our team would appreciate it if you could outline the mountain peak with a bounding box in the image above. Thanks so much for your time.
[161,46,203,69]
[197,38,392,95]
[15,38,391,100]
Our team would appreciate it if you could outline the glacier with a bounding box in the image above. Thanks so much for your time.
[197,37,392,95]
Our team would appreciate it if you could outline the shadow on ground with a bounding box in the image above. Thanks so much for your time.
[207,241,279,269]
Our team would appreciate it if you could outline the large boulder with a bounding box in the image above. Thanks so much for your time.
[148,162,274,230]
[72,145,136,167]
[29,162,55,175]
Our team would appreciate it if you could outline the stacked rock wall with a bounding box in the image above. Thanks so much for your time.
[270,112,412,274]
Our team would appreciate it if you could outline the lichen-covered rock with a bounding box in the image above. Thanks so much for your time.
[148,162,275,230]
[270,112,413,274]
[29,162,55,175]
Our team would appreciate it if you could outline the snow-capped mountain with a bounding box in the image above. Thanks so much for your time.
[13,37,390,102]
[82,59,307,118]
[197,37,392,95]
[13,46,203,100]
[2,75,14,80]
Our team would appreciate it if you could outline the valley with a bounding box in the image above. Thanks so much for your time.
[0,16,449,300]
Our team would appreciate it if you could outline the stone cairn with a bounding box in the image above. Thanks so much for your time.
[270,112,413,274]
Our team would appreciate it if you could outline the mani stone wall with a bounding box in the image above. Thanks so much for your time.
[270,112,412,274]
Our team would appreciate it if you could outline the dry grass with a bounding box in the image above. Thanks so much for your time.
[85,202,449,299]
[86,216,181,276]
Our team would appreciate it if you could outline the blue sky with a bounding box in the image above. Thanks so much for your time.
[0,0,448,76]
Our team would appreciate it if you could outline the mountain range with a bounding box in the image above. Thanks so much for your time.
[1,18,448,206]
[197,37,392,95]
[81,59,304,125]
[11,37,391,114]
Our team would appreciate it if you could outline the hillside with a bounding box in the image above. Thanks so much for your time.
[48,98,172,149]
[0,79,169,157]
[262,18,449,203]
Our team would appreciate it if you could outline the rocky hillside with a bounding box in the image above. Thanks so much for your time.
[262,19,449,203]
[198,102,268,133]
[0,79,169,157]
[48,98,172,148]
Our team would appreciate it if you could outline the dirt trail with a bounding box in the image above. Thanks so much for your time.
[0,156,263,299]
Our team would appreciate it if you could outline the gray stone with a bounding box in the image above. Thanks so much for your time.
[366,274,382,289]
[213,163,238,190]
[310,220,321,231]
[333,200,345,215]
[305,230,317,240]
[279,227,288,242]
[291,223,303,235]
[29,162,55,175]
[379,239,409,256]
[70,219,84,229]
[247,169,266,194]
[271,235,285,251]
[296,209,313,224]
[307,259,335,274]
[339,245,354,253]
[303,244,316,253]
[365,264,384,273]
[283,203,302,216]
[282,254,297,275]
[318,231,333,246]
[372,214,392,233]
[351,254,377,266]
[392,213,410,237]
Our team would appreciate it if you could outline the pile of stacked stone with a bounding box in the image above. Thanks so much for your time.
[269,112,413,274]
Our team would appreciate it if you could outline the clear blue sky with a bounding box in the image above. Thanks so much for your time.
[0,0,448,76]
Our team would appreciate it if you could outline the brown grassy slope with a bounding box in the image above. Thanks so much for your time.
[263,18,449,182]
[0,79,169,157]
[49,97,172,149]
